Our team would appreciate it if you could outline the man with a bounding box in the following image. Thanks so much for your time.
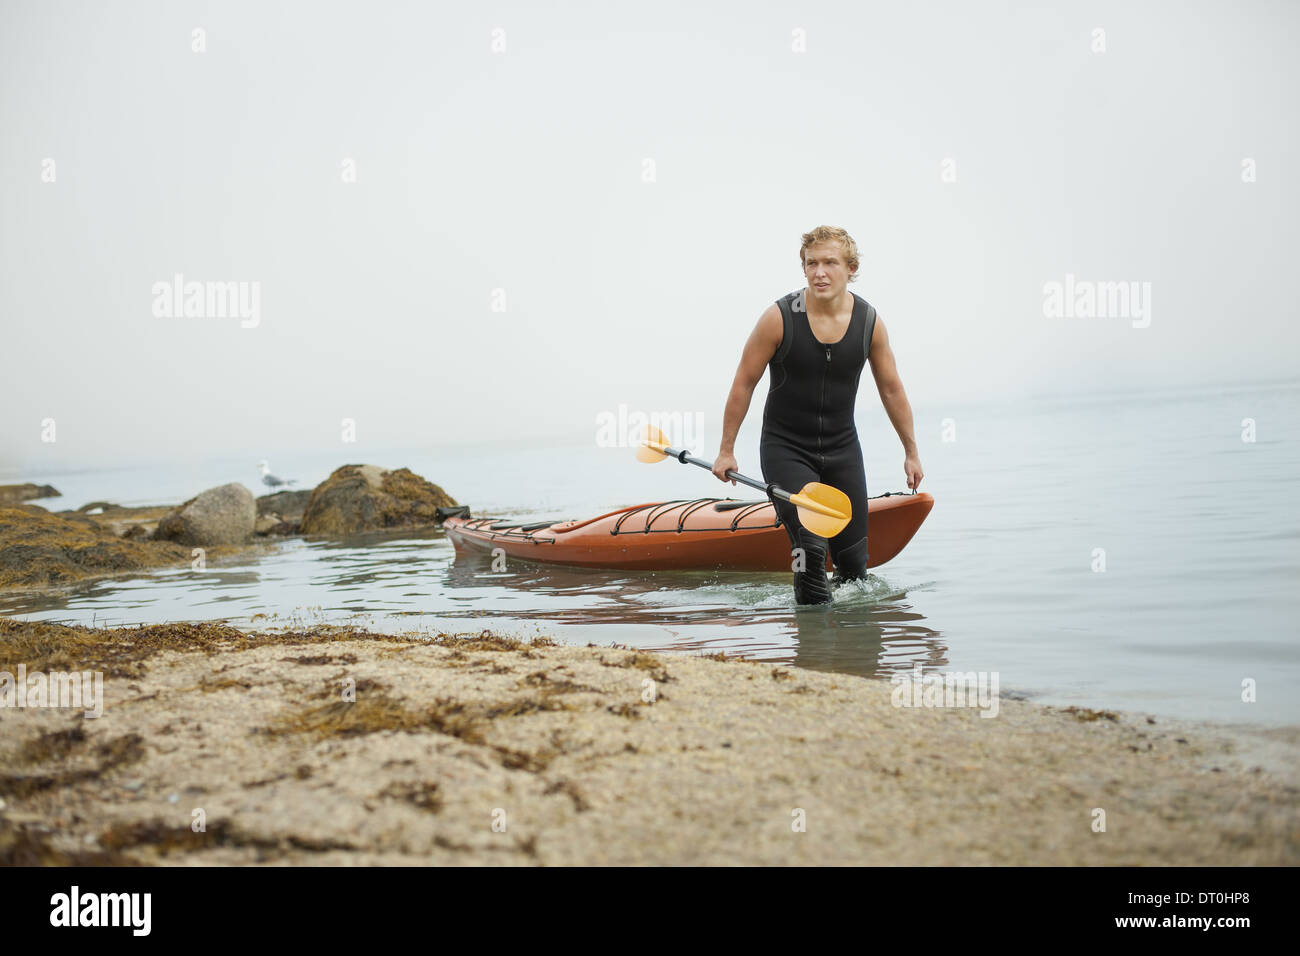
[712,226,924,604]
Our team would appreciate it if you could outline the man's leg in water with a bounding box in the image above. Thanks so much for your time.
[759,441,832,605]
[823,440,870,583]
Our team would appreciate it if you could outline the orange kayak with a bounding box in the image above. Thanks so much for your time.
[438,493,933,572]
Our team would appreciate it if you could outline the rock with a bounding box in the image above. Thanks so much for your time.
[153,483,256,546]
[254,514,281,535]
[0,483,60,506]
[120,524,150,540]
[74,503,174,540]
[0,506,187,589]
[299,465,457,535]
[256,489,312,522]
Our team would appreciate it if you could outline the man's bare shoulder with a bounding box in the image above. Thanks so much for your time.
[755,302,783,349]
[868,314,890,356]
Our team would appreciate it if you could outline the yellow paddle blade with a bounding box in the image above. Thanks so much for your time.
[636,423,671,463]
[789,482,852,538]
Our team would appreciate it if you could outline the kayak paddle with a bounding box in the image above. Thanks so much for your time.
[636,424,851,538]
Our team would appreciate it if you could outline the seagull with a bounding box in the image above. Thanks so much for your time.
[258,460,298,489]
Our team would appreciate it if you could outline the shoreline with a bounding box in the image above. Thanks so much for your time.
[2,618,1296,865]
[4,596,1294,740]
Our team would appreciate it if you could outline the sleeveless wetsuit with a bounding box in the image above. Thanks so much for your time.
[760,287,877,604]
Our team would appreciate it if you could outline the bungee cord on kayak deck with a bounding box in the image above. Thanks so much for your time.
[616,498,775,534]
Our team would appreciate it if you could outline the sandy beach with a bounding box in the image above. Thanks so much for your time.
[2,617,1296,866]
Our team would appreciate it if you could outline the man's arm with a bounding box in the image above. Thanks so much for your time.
[869,317,925,489]
[712,305,782,484]
[718,304,782,455]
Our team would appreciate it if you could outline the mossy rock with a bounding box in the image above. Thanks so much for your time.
[299,465,457,535]
[0,506,189,588]
[0,483,60,506]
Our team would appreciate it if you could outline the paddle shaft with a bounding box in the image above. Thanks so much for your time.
[661,445,793,504]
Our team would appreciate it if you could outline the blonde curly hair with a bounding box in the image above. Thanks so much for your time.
[799,226,860,282]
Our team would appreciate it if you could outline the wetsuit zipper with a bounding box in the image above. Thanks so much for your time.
[818,345,830,464]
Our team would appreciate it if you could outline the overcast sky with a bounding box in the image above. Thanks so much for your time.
[2,0,1296,473]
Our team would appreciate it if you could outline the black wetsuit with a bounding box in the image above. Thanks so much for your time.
[760,287,877,604]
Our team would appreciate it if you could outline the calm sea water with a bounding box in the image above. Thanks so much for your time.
[3,382,1297,726]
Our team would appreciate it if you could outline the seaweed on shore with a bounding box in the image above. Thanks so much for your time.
[17,724,87,765]
[0,732,145,799]
[97,818,360,858]
[0,818,136,866]
[0,617,551,676]
[1063,706,1121,723]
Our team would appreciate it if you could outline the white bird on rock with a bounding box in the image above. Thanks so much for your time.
[258,460,297,489]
